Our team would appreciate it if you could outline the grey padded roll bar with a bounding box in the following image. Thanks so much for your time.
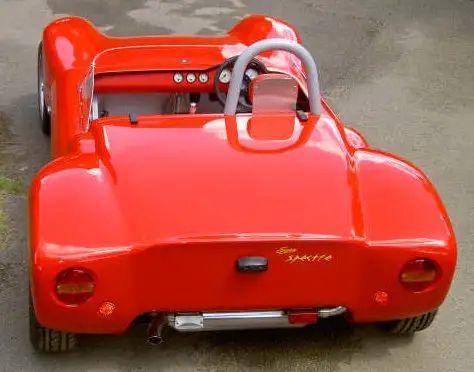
[224,39,321,116]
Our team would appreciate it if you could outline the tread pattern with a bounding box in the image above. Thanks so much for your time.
[387,310,438,334]
[37,327,77,352]
[37,41,51,135]
[30,296,77,352]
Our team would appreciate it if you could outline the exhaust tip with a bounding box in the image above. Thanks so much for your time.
[147,335,163,345]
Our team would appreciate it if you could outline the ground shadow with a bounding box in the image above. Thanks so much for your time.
[31,318,414,371]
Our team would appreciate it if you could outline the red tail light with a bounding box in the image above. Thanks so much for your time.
[56,269,95,305]
[288,310,318,325]
[400,259,439,291]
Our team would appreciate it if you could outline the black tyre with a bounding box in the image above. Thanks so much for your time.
[29,296,77,352]
[382,310,438,335]
[37,41,51,135]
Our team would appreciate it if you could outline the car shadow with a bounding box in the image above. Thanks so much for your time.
[32,318,415,370]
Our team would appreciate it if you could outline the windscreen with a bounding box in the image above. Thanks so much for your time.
[79,66,94,131]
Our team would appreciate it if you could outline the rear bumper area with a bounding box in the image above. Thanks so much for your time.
[31,239,456,334]
[166,307,347,332]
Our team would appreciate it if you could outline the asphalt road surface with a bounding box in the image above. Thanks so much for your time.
[0,0,473,371]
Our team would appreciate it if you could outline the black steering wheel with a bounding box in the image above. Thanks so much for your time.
[213,56,268,113]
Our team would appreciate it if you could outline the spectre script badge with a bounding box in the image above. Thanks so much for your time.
[276,246,332,264]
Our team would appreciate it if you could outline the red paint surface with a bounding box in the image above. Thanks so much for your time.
[31,15,456,334]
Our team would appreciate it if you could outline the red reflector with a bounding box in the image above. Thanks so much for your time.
[98,302,115,317]
[400,259,439,291]
[288,310,318,325]
[374,291,389,305]
[56,269,95,305]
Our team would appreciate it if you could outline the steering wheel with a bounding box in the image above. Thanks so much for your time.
[213,56,268,113]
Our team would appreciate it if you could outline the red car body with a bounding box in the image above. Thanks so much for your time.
[31,15,456,340]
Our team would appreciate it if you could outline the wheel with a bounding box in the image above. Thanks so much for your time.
[37,41,51,135]
[29,295,77,352]
[382,310,438,335]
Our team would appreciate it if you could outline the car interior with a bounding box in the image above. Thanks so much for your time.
[84,58,310,123]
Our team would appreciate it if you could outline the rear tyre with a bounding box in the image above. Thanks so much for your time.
[382,310,438,335]
[29,296,77,352]
[37,41,51,136]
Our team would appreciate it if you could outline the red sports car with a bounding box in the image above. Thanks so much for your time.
[30,15,456,352]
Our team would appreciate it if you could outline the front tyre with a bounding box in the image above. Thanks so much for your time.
[29,295,77,352]
[382,310,438,335]
[37,41,51,136]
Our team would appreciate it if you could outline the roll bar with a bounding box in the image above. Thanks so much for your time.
[224,39,321,116]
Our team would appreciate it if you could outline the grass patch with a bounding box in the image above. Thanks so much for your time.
[0,201,7,247]
[0,177,22,248]
[0,176,23,195]
[0,192,9,250]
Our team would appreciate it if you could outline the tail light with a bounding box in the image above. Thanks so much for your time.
[400,259,439,291]
[288,310,318,325]
[56,269,95,305]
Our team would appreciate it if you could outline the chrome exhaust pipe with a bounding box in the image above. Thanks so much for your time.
[147,313,166,345]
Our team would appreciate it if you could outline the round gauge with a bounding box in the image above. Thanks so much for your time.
[219,68,232,84]
[245,68,259,80]
[198,72,209,84]
[186,72,196,84]
[173,72,184,84]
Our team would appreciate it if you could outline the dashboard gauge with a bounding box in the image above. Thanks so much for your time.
[245,68,259,80]
[219,68,232,84]
[198,72,209,84]
[186,72,196,84]
[173,72,184,84]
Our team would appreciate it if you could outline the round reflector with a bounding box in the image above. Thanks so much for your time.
[56,269,95,305]
[98,302,115,317]
[374,290,389,305]
[400,259,439,291]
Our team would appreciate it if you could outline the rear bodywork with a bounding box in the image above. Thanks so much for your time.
[31,16,456,335]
